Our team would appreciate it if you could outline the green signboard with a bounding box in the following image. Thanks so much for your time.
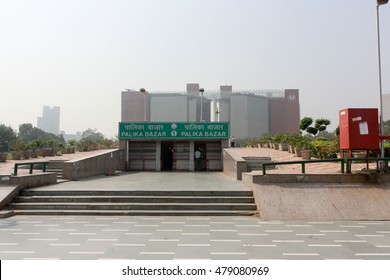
[119,122,229,140]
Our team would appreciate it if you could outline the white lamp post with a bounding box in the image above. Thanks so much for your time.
[376,0,388,159]
[216,108,221,122]
[140,88,148,122]
[199,88,204,122]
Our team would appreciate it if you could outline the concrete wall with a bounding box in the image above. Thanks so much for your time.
[230,94,268,139]
[250,182,390,220]
[268,89,300,135]
[151,95,188,121]
[1,173,57,188]
[222,148,247,180]
[243,173,390,220]
[62,149,126,180]
[121,90,149,122]
[243,173,374,185]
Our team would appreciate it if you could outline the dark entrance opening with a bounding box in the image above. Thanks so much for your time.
[161,142,174,171]
[194,142,207,171]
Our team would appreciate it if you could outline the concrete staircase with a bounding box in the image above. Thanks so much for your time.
[46,160,66,180]
[8,190,258,216]
[243,157,274,172]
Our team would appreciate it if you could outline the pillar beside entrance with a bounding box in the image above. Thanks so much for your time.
[156,141,161,171]
[189,140,195,171]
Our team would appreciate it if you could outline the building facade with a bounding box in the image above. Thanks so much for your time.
[120,84,300,172]
[37,106,60,135]
[382,93,390,122]
[121,84,300,140]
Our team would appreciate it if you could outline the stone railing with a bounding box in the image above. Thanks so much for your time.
[62,149,126,180]
[223,148,247,180]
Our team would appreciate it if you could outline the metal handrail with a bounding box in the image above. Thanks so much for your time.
[262,159,345,175]
[345,157,390,173]
[13,161,50,175]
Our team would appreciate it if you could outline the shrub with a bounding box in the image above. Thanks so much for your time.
[311,139,339,159]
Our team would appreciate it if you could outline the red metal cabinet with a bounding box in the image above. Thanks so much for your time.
[339,108,379,150]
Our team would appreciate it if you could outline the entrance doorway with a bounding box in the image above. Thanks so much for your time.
[161,142,174,171]
[194,142,207,171]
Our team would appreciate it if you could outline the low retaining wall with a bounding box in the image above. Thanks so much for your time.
[62,149,126,180]
[242,173,383,185]
[223,149,247,180]
[0,173,57,188]
[0,185,19,210]
[243,173,390,220]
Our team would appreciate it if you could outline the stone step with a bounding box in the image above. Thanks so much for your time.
[243,156,275,172]
[20,190,254,197]
[46,160,65,179]
[11,209,257,216]
[10,202,257,211]
[15,196,255,204]
[11,188,257,217]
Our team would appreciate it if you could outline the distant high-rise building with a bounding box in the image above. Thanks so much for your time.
[37,106,60,135]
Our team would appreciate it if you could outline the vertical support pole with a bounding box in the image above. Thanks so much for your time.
[189,140,195,171]
[156,141,161,171]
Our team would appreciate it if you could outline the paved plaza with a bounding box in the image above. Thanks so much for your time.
[1,215,390,260]
[1,147,390,260]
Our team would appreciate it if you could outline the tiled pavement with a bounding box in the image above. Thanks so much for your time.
[1,216,390,260]
[1,147,389,260]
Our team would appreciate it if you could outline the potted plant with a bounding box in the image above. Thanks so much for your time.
[0,152,7,162]
[27,141,38,158]
[12,141,25,160]
[68,140,77,153]
[295,137,312,159]
[300,149,312,160]
[274,134,288,151]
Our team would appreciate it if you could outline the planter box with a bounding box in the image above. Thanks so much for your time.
[301,150,312,160]
[279,143,288,151]
[42,148,51,157]
[294,148,302,157]
[288,145,295,154]
[11,151,22,160]
[0,153,7,162]
[23,150,31,160]
[353,151,367,158]
[30,150,38,158]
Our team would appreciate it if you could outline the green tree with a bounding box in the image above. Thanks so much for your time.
[299,117,318,136]
[299,117,313,131]
[18,123,64,144]
[81,128,105,142]
[0,124,17,152]
[314,118,331,137]
[299,117,331,137]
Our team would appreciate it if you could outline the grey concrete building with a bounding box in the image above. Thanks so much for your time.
[121,84,299,140]
[382,93,390,122]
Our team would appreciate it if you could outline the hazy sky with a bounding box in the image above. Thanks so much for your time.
[1,0,389,138]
